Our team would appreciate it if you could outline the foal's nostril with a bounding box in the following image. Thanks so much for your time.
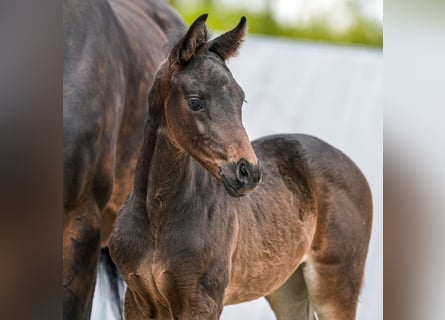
[239,162,250,178]
[236,159,250,183]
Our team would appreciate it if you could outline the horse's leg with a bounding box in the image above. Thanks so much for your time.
[124,285,222,320]
[63,201,101,320]
[124,289,157,320]
[302,258,361,319]
[265,266,316,320]
[175,297,222,320]
[302,197,370,319]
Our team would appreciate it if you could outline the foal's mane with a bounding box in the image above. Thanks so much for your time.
[132,66,167,198]
[132,15,210,199]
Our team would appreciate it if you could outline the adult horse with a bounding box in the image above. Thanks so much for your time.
[63,0,184,318]
[109,14,372,320]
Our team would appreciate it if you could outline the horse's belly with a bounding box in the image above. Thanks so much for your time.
[223,203,317,305]
[223,251,307,305]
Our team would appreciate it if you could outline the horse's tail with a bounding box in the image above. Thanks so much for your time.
[91,247,125,320]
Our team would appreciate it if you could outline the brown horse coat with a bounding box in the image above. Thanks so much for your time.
[63,0,184,318]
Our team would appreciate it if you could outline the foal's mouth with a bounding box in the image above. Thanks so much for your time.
[221,174,243,197]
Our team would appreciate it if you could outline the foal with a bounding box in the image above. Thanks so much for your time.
[109,14,372,320]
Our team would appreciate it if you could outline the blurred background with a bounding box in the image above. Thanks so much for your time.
[166,0,382,47]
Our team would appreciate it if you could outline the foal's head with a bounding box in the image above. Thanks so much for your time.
[151,14,261,197]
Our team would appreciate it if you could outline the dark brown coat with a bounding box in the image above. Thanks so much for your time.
[63,0,184,318]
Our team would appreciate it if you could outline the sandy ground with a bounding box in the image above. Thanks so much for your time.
[92,36,382,320]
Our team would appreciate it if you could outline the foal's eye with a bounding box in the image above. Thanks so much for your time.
[187,97,202,111]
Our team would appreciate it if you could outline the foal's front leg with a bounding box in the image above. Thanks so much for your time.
[124,275,224,320]
[164,266,228,320]
[124,289,158,320]
[174,290,224,320]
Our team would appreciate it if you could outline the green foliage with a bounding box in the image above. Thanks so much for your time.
[166,1,382,48]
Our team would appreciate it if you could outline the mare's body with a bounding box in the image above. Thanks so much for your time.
[63,0,184,318]
[109,15,372,320]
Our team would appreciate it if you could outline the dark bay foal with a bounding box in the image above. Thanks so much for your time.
[109,14,372,320]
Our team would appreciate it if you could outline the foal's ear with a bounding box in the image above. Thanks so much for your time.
[169,13,209,65]
[209,16,247,60]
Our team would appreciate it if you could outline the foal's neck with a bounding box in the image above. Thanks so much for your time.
[147,129,202,206]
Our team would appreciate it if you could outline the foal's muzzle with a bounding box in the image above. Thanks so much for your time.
[221,158,261,197]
